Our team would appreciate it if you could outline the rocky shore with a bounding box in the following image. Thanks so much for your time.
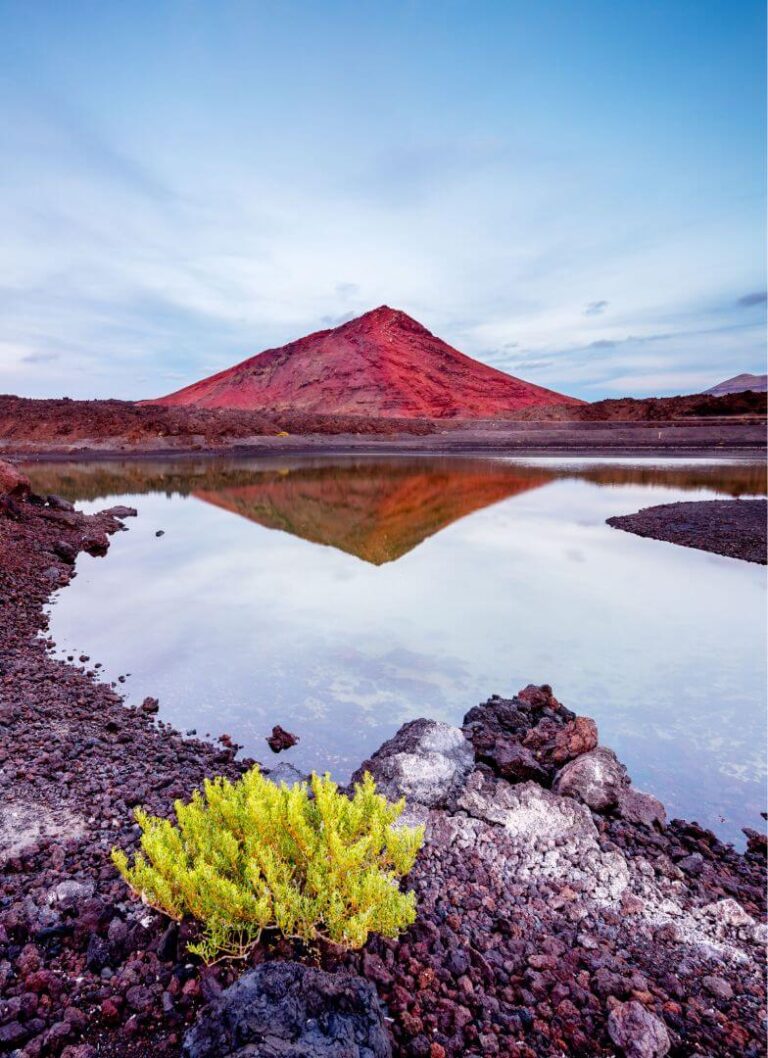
[2,395,766,460]
[608,498,767,564]
[0,462,765,1058]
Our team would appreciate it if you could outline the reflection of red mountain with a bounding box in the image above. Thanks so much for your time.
[145,306,580,419]
[194,463,554,564]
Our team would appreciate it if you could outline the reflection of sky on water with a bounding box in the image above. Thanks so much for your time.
[39,457,767,845]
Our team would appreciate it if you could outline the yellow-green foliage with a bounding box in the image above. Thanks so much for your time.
[112,768,423,962]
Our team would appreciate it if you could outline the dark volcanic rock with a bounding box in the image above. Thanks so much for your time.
[182,962,391,1058]
[617,786,666,828]
[463,685,596,784]
[46,494,75,512]
[607,498,767,565]
[266,725,299,753]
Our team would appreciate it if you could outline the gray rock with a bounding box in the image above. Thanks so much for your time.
[46,494,75,512]
[618,787,666,829]
[553,747,629,811]
[182,962,391,1058]
[607,1000,670,1058]
[350,719,474,809]
[264,762,307,786]
[677,852,704,875]
[47,879,94,911]
[701,974,733,1001]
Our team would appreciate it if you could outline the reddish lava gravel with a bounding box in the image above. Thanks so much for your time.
[0,460,765,1058]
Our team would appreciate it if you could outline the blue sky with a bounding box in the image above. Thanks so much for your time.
[0,0,765,401]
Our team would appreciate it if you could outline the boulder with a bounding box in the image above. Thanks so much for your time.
[480,739,549,784]
[104,505,138,518]
[617,787,666,829]
[264,762,307,786]
[350,719,473,809]
[82,531,110,556]
[549,715,598,764]
[459,772,598,847]
[182,962,391,1058]
[53,539,78,564]
[521,714,598,768]
[0,460,30,500]
[463,686,588,784]
[607,1000,670,1058]
[553,747,629,811]
[47,493,75,511]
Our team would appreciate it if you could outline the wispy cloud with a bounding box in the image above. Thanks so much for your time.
[737,291,767,307]
[0,2,763,402]
[21,351,60,364]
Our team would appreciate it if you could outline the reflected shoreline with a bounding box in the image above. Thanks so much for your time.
[23,455,768,564]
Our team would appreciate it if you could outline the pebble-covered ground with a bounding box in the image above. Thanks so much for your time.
[0,462,765,1058]
[607,498,767,564]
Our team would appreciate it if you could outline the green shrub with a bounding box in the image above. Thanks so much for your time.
[112,767,423,962]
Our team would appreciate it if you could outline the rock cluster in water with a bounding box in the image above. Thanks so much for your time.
[349,687,766,1057]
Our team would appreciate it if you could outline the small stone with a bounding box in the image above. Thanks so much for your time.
[701,975,733,1001]
[607,1000,670,1058]
[266,725,299,753]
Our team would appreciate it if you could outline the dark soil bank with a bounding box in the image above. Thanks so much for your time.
[0,464,765,1058]
[608,499,767,564]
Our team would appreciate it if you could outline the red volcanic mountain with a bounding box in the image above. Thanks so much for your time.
[145,306,580,418]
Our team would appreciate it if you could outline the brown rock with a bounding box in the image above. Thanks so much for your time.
[266,725,299,753]
[0,459,30,500]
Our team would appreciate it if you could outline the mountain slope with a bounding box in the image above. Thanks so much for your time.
[145,306,580,418]
[704,373,767,397]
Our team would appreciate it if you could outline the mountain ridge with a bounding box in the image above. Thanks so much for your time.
[704,372,767,397]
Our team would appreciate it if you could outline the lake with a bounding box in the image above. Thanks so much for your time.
[24,454,767,845]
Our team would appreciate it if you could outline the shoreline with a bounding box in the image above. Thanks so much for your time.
[2,416,766,463]
[5,442,768,465]
[0,467,765,1057]
[608,499,768,565]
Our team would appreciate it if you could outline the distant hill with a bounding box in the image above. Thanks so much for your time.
[705,373,767,397]
[143,305,581,418]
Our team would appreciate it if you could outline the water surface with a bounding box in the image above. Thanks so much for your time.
[26,455,767,844]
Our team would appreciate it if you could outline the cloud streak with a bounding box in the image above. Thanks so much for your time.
[737,291,767,307]
[0,3,763,401]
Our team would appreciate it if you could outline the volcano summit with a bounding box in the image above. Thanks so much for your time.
[145,306,580,418]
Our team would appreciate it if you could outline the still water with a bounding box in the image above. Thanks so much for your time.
[25,455,767,844]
